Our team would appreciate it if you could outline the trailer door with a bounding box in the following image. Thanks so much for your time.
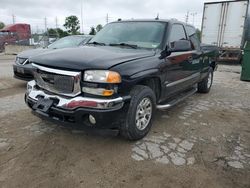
[201,3,223,46]
[221,1,248,49]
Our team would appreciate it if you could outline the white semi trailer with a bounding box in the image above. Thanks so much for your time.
[201,0,249,62]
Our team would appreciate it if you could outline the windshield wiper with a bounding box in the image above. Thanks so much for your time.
[88,41,106,46]
[109,43,138,49]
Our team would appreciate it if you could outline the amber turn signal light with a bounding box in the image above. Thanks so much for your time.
[107,71,121,83]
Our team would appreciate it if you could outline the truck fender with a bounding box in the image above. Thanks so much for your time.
[130,69,159,80]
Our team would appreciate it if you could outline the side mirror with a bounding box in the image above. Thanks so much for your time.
[168,40,192,53]
[160,40,192,59]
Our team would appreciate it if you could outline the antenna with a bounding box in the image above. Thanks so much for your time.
[155,13,159,20]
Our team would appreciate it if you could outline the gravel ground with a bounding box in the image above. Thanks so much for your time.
[0,55,249,188]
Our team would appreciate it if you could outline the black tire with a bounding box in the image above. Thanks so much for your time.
[120,85,156,141]
[197,68,213,93]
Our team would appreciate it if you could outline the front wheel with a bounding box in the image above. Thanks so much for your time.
[197,68,214,93]
[120,85,156,140]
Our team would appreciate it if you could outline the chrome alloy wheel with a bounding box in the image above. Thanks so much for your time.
[135,97,152,131]
[207,71,212,89]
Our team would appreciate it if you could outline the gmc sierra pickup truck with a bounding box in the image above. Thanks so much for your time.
[25,19,217,140]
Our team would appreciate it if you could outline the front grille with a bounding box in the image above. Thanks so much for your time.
[33,64,81,97]
[36,70,74,94]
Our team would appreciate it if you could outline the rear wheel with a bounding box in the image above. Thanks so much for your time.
[120,85,156,140]
[197,68,213,93]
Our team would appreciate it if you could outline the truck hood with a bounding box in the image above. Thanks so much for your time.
[30,46,156,71]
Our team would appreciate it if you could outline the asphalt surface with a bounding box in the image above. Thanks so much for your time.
[0,54,249,188]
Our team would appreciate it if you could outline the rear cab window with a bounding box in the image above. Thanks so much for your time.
[186,25,200,50]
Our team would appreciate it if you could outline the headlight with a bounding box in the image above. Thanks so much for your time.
[84,70,121,83]
[83,70,121,96]
[16,57,29,65]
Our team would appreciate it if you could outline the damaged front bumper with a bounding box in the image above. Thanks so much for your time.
[25,80,130,129]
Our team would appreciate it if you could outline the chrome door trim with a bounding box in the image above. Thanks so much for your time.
[165,72,200,87]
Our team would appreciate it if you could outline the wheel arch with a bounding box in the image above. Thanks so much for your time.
[134,76,162,102]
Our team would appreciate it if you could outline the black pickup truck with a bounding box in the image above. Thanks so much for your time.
[25,19,217,140]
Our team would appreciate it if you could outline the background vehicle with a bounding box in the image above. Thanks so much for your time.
[25,19,217,140]
[0,23,31,52]
[13,35,93,81]
[201,0,249,63]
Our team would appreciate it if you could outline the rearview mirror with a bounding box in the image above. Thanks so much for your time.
[168,40,192,53]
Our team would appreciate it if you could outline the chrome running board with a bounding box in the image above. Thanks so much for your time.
[156,88,197,110]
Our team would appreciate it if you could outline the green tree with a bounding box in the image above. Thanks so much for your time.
[0,22,5,29]
[56,28,69,38]
[89,27,96,35]
[48,28,58,37]
[63,16,80,35]
[96,24,103,32]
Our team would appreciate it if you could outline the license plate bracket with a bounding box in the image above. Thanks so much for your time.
[33,98,54,113]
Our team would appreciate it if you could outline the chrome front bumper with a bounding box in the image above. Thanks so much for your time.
[26,80,127,110]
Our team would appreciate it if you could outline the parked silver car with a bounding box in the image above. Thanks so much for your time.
[13,35,93,81]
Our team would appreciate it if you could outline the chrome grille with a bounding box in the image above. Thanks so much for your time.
[32,64,81,97]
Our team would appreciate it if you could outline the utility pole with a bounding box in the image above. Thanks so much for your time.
[12,14,16,24]
[106,13,109,24]
[55,17,58,28]
[44,17,49,47]
[190,12,197,25]
[185,11,189,24]
[55,17,59,38]
[44,17,47,33]
[81,0,84,34]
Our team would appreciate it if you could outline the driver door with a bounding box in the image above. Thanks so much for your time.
[162,24,196,100]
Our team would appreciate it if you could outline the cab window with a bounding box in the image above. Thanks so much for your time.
[168,24,187,48]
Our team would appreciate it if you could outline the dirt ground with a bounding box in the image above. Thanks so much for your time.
[0,54,249,188]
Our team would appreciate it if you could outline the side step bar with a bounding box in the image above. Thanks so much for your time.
[156,88,197,110]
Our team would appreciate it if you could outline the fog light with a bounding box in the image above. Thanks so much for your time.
[89,115,96,125]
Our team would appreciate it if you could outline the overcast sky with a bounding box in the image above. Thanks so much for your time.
[0,0,221,33]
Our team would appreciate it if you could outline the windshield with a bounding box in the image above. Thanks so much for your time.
[89,22,166,49]
[0,32,9,36]
[48,36,88,49]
